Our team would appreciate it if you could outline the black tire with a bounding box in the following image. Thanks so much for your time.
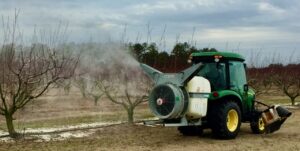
[178,126,203,136]
[208,101,241,139]
[250,113,265,134]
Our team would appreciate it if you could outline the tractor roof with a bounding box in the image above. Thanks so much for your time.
[191,51,245,62]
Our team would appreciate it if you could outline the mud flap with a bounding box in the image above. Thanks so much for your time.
[262,105,292,134]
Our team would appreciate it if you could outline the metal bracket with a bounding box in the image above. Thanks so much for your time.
[143,117,202,127]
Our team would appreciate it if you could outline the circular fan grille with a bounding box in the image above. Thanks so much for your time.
[150,85,175,116]
[149,84,187,119]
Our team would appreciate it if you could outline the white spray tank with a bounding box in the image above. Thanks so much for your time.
[185,76,211,119]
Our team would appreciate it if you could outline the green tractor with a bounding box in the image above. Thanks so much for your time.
[141,51,291,139]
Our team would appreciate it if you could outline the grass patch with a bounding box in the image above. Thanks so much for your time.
[261,98,300,105]
[262,99,291,104]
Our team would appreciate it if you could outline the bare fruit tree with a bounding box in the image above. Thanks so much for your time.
[96,64,152,124]
[273,64,300,105]
[0,13,78,138]
[86,78,104,106]
[247,67,272,96]
[54,79,72,95]
[0,44,78,137]
[73,76,88,98]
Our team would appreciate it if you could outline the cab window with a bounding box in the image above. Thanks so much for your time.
[229,61,247,90]
[197,63,226,91]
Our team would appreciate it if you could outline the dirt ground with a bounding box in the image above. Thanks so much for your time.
[0,109,298,151]
[0,88,299,151]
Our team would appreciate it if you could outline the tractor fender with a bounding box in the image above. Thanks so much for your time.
[208,90,244,114]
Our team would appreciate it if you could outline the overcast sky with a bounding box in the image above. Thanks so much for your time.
[1,0,300,64]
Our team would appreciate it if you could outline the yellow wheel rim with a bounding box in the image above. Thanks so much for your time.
[227,109,239,132]
[258,117,265,131]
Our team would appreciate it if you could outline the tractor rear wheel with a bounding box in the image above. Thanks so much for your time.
[250,114,265,134]
[208,101,241,139]
[178,126,203,136]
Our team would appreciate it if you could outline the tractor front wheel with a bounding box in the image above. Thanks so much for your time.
[250,114,265,134]
[208,101,241,139]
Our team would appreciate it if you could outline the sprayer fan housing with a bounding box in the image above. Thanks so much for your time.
[148,84,188,119]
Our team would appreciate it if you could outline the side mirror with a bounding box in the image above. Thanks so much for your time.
[243,63,247,69]
[244,84,249,92]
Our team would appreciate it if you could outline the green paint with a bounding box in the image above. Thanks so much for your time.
[208,90,242,101]
[175,96,180,102]
[192,51,245,61]
[208,89,255,116]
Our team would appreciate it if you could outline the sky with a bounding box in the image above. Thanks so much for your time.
[1,0,300,64]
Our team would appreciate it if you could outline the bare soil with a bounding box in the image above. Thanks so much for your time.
[0,109,298,151]
[0,88,299,151]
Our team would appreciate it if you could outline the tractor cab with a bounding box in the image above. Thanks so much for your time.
[189,52,254,120]
[189,52,247,92]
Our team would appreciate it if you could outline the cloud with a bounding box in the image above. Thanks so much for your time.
[0,0,299,59]
[258,2,285,14]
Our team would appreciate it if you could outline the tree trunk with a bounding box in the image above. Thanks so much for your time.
[5,113,18,138]
[80,89,86,98]
[291,97,295,106]
[127,108,134,124]
[93,97,98,106]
